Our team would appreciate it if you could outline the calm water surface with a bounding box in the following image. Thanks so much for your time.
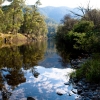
[0,40,78,100]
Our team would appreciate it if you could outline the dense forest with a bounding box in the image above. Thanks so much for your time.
[0,0,48,41]
[56,5,100,83]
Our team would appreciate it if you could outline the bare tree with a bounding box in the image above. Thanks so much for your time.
[70,1,92,19]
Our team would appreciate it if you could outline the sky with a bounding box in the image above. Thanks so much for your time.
[26,0,100,8]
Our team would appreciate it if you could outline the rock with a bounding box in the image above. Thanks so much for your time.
[72,89,77,94]
[56,89,66,95]
[75,98,83,100]
[56,92,63,95]
[70,60,78,65]
[91,96,98,100]
[83,86,89,91]
[73,86,78,89]
[27,97,35,100]
[64,82,70,85]
[68,91,73,96]
[73,78,79,83]
[77,81,83,86]
[77,89,83,94]
[83,97,90,100]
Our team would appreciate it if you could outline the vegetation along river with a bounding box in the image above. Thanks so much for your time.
[0,40,81,100]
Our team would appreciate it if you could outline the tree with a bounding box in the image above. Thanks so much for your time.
[8,0,25,34]
[70,2,100,31]
[70,1,92,19]
[61,14,78,33]
[0,8,4,32]
[73,20,94,33]
[84,9,100,31]
[20,1,47,39]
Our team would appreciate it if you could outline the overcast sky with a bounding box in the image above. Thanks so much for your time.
[26,0,100,8]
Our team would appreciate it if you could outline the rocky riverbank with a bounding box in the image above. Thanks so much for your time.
[69,77,100,100]
[69,54,100,100]
[56,54,100,100]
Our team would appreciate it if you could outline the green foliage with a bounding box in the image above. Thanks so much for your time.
[73,20,94,33]
[56,18,100,52]
[0,0,47,39]
[55,14,78,43]
[76,54,100,83]
[0,0,24,34]
[0,8,4,32]
[20,5,47,38]
[56,4,100,83]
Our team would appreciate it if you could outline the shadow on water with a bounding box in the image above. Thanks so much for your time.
[0,40,80,100]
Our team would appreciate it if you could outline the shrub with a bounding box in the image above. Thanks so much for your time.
[76,53,100,83]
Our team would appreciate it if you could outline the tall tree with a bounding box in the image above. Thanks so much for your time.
[21,0,47,39]
[1,0,25,34]
[9,0,25,34]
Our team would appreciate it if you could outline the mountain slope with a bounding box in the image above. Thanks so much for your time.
[39,6,82,23]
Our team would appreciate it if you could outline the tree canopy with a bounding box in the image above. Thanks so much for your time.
[0,0,47,39]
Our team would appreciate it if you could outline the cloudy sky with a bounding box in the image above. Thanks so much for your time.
[26,0,100,8]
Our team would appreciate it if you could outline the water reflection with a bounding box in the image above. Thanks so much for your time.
[0,40,78,100]
[0,41,47,100]
[9,66,76,100]
[39,40,70,68]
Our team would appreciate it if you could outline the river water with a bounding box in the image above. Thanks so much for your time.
[0,40,78,100]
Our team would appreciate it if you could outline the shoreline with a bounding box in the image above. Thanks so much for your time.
[0,33,47,48]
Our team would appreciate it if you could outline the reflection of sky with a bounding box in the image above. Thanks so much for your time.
[39,53,70,68]
[9,66,78,100]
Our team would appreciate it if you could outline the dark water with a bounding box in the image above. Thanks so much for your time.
[0,40,78,100]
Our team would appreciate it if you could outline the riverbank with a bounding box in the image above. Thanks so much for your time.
[0,33,27,43]
[69,54,100,100]
[0,33,47,44]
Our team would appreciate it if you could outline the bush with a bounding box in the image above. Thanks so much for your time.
[76,53,100,83]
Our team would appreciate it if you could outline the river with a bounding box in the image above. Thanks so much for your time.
[0,40,79,100]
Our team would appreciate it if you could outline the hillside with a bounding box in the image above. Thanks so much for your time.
[39,6,82,23]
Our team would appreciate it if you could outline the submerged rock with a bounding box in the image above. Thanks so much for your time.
[27,97,35,100]
[71,89,77,94]
[56,89,66,95]
[64,82,70,85]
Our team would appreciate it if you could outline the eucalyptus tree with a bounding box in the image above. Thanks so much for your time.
[8,0,25,34]
[1,0,25,34]
[0,7,4,32]
[21,0,47,39]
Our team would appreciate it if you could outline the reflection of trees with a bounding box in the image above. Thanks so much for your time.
[56,41,71,67]
[31,67,40,78]
[0,46,25,100]
[0,72,3,90]
[45,39,56,57]
[20,41,47,70]
[0,69,26,100]
[56,41,85,67]
[5,70,26,87]
[0,41,47,99]
[0,47,22,70]
[0,71,11,100]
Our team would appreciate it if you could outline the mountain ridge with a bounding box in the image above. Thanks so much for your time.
[39,6,82,23]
